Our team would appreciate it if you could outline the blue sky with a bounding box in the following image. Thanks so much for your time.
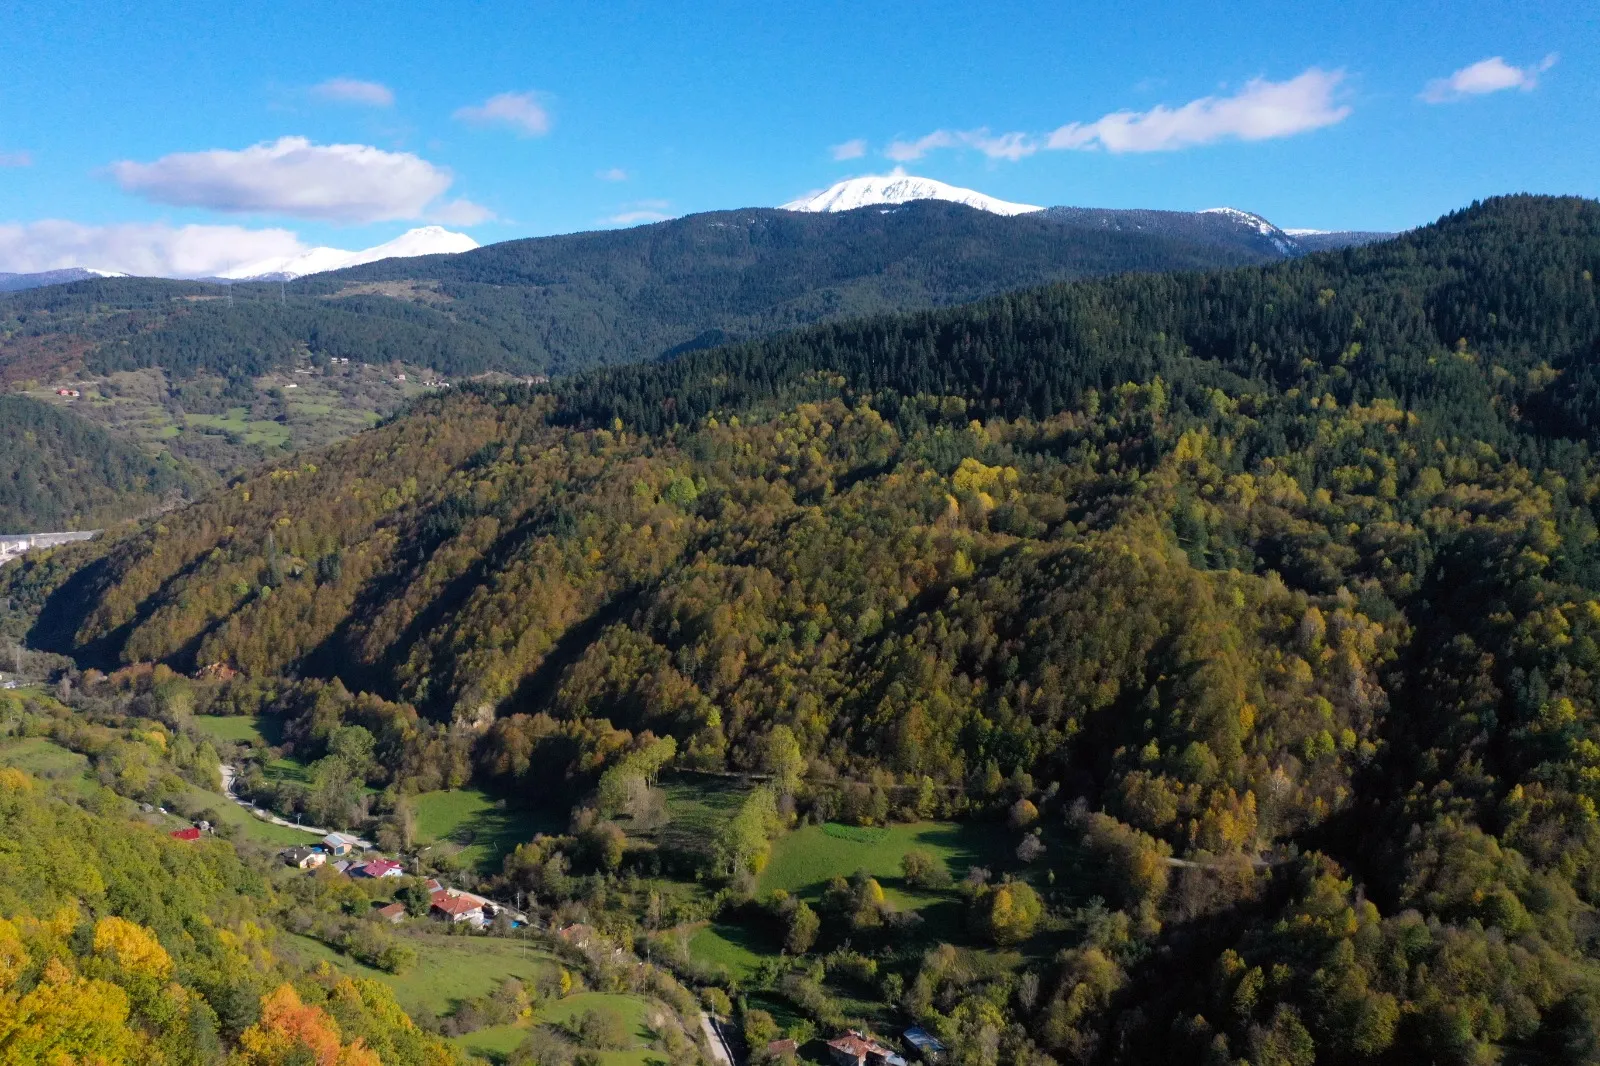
[0,0,1592,275]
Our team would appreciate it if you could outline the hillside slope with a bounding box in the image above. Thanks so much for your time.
[5,201,1286,388]
[9,194,1600,1063]
[0,395,194,530]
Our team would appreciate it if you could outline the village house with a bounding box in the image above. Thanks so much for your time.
[826,1031,907,1066]
[429,890,484,925]
[353,858,404,879]
[321,832,360,858]
[282,846,325,870]
[375,902,407,924]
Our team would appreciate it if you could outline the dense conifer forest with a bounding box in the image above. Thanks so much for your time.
[0,395,194,530]
[7,194,1600,1064]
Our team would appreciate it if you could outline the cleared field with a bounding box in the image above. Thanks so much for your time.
[193,714,278,746]
[452,991,664,1066]
[284,930,560,1018]
[757,821,1000,902]
[687,921,769,982]
[0,736,90,779]
[535,991,660,1066]
[412,788,561,873]
[652,776,749,862]
[178,783,311,847]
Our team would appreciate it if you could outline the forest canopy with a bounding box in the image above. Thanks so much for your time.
[6,195,1600,1064]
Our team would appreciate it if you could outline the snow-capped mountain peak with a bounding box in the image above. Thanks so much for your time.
[781,171,1043,217]
[219,226,479,281]
[1200,207,1295,255]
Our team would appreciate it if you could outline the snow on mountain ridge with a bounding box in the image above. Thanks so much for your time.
[1200,207,1295,255]
[220,226,479,281]
[781,172,1043,217]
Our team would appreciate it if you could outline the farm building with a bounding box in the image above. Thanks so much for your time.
[902,1028,947,1063]
[827,1031,907,1066]
[321,832,360,857]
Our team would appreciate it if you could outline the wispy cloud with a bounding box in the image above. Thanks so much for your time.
[1047,68,1350,152]
[596,167,628,181]
[885,127,1038,163]
[0,150,31,167]
[453,91,552,136]
[830,138,867,161]
[429,199,496,225]
[110,136,454,223]
[604,199,672,225]
[1421,54,1557,103]
[0,219,308,276]
[312,77,395,107]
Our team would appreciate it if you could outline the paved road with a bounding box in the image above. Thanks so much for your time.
[701,1013,736,1066]
[218,763,374,847]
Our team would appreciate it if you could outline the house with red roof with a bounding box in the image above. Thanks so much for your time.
[430,890,484,924]
[354,858,404,879]
[827,1031,907,1066]
[376,902,407,924]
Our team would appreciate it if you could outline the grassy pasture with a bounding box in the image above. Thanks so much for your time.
[193,714,281,746]
[0,736,90,779]
[412,788,561,873]
[757,820,999,904]
[284,930,560,1018]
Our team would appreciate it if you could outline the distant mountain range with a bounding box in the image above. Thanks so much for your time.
[0,266,128,292]
[782,173,1045,216]
[216,226,480,281]
[0,174,1391,292]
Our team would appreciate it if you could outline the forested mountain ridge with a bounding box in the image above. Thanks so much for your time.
[4,201,1305,390]
[9,194,1600,1063]
[0,394,195,530]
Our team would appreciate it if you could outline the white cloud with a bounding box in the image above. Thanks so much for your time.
[596,167,629,181]
[0,151,30,167]
[885,127,1038,163]
[312,77,395,107]
[428,198,496,225]
[1421,54,1557,103]
[0,219,308,277]
[453,91,551,136]
[885,130,958,162]
[830,138,867,161]
[604,199,672,225]
[1047,68,1350,152]
[109,136,454,223]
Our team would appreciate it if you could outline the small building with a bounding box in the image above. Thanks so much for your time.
[767,1039,798,1061]
[827,1031,907,1066]
[430,891,484,924]
[283,846,325,870]
[376,902,407,924]
[354,858,404,879]
[322,832,360,858]
[902,1028,947,1063]
[332,860,355,876]
[169,826,202,842]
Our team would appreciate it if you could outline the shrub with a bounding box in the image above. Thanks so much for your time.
[901,849,952,889]
[970,881,1043,946]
